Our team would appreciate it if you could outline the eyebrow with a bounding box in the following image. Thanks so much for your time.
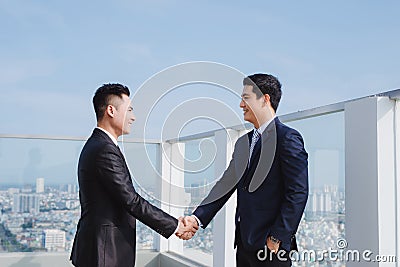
[241,93,250,97]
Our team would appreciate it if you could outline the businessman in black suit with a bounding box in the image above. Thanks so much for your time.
[70,83,197,267]
[183,74,308,266]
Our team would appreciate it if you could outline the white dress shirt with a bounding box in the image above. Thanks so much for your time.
[255,115,276,136]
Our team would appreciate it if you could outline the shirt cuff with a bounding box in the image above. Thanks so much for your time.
[191,215,203,227]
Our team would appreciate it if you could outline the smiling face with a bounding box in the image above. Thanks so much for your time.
[108,94,136,137]
[240,85,270,129]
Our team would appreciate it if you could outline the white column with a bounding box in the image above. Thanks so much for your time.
[345,97,397,266]
[395,99,400,267]
[212,129,241,267]
[157,142,186,253]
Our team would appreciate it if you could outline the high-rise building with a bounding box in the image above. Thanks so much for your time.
[13,193,40,214]
[67,183,77,194]
[36,177,45,193]
[43,229,66,251]
[324,193,332,212]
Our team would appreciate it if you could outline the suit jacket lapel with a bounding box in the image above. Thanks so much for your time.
[246,118,278,192]
[248,118,276,168]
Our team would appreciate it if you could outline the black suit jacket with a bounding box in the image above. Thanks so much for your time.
[70,128,178,267]
[193,118,308,251]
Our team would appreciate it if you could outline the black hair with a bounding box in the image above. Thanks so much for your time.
[92,83,130,121]
[243,73,282,111]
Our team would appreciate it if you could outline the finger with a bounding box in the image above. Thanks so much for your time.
[182,221,197,232]
[189,225,199,232]
[189,220,199,230]
[183,216,192,226]
[185,231,194,238]
[184,232,193,240]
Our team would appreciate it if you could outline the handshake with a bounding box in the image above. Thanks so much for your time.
[175,215,199,240]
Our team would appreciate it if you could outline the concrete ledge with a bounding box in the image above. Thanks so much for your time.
[0,250,160,267]
[0,250,211,267]
[160,252,209,267]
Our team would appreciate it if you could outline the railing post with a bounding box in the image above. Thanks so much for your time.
[345,96,397,266]
[156,142,186,253]
[212,129,241,267]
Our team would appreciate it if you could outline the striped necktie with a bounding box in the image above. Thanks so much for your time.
[249,130,260,163]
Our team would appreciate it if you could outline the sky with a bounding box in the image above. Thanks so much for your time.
[0,0,398,186]
[0,0,399,139]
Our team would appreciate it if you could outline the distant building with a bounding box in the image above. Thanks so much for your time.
[36,177,45,193]
[43,229,66,251]
[12,193,40,214]
[65,200,80,209]
[8,188,20,195]
[67,184,78,194]
[21,185,33,193]
[307,185,339,214]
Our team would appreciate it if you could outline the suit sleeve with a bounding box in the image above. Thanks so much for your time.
[96,144,178,238]
[193,154,238,228]
[270,130,309,242]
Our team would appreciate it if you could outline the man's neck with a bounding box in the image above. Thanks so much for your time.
[97,122,119,140]
[254,110,275,129]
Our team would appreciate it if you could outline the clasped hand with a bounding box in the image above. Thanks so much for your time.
[175,215,199,240]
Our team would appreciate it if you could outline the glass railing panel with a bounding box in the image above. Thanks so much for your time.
[0,137,161,254]
[0,137,84,253]
[168,137,216,264]
[284,111,345,266]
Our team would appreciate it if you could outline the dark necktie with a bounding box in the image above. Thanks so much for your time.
[248,130,260,163]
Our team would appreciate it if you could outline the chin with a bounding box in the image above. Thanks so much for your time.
[243,116,252,124]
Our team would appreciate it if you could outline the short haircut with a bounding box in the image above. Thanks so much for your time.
[93,83,130,121]
[243,73,282,112]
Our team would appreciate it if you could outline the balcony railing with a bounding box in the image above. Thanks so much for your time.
[0,89,399,266]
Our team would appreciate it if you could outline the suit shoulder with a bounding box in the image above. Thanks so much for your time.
[276,120,301,136]
[82,135,119,156]
[275,121,305,146]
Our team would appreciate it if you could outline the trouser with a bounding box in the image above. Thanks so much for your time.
[236,225,291,267]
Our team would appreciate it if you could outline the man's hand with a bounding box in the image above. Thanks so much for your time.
[175,216,199,240]
[266,236,280,254]
[183,215,199,229]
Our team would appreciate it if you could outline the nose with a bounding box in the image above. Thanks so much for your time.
[240,99,246,108]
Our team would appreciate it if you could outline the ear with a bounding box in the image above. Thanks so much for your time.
[263,94,271,105]
[105,105,115,118]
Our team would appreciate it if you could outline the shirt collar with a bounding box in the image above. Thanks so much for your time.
[254,115,276,135]
[96,127,118,146]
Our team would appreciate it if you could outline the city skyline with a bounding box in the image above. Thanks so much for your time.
[0,181,345,267]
